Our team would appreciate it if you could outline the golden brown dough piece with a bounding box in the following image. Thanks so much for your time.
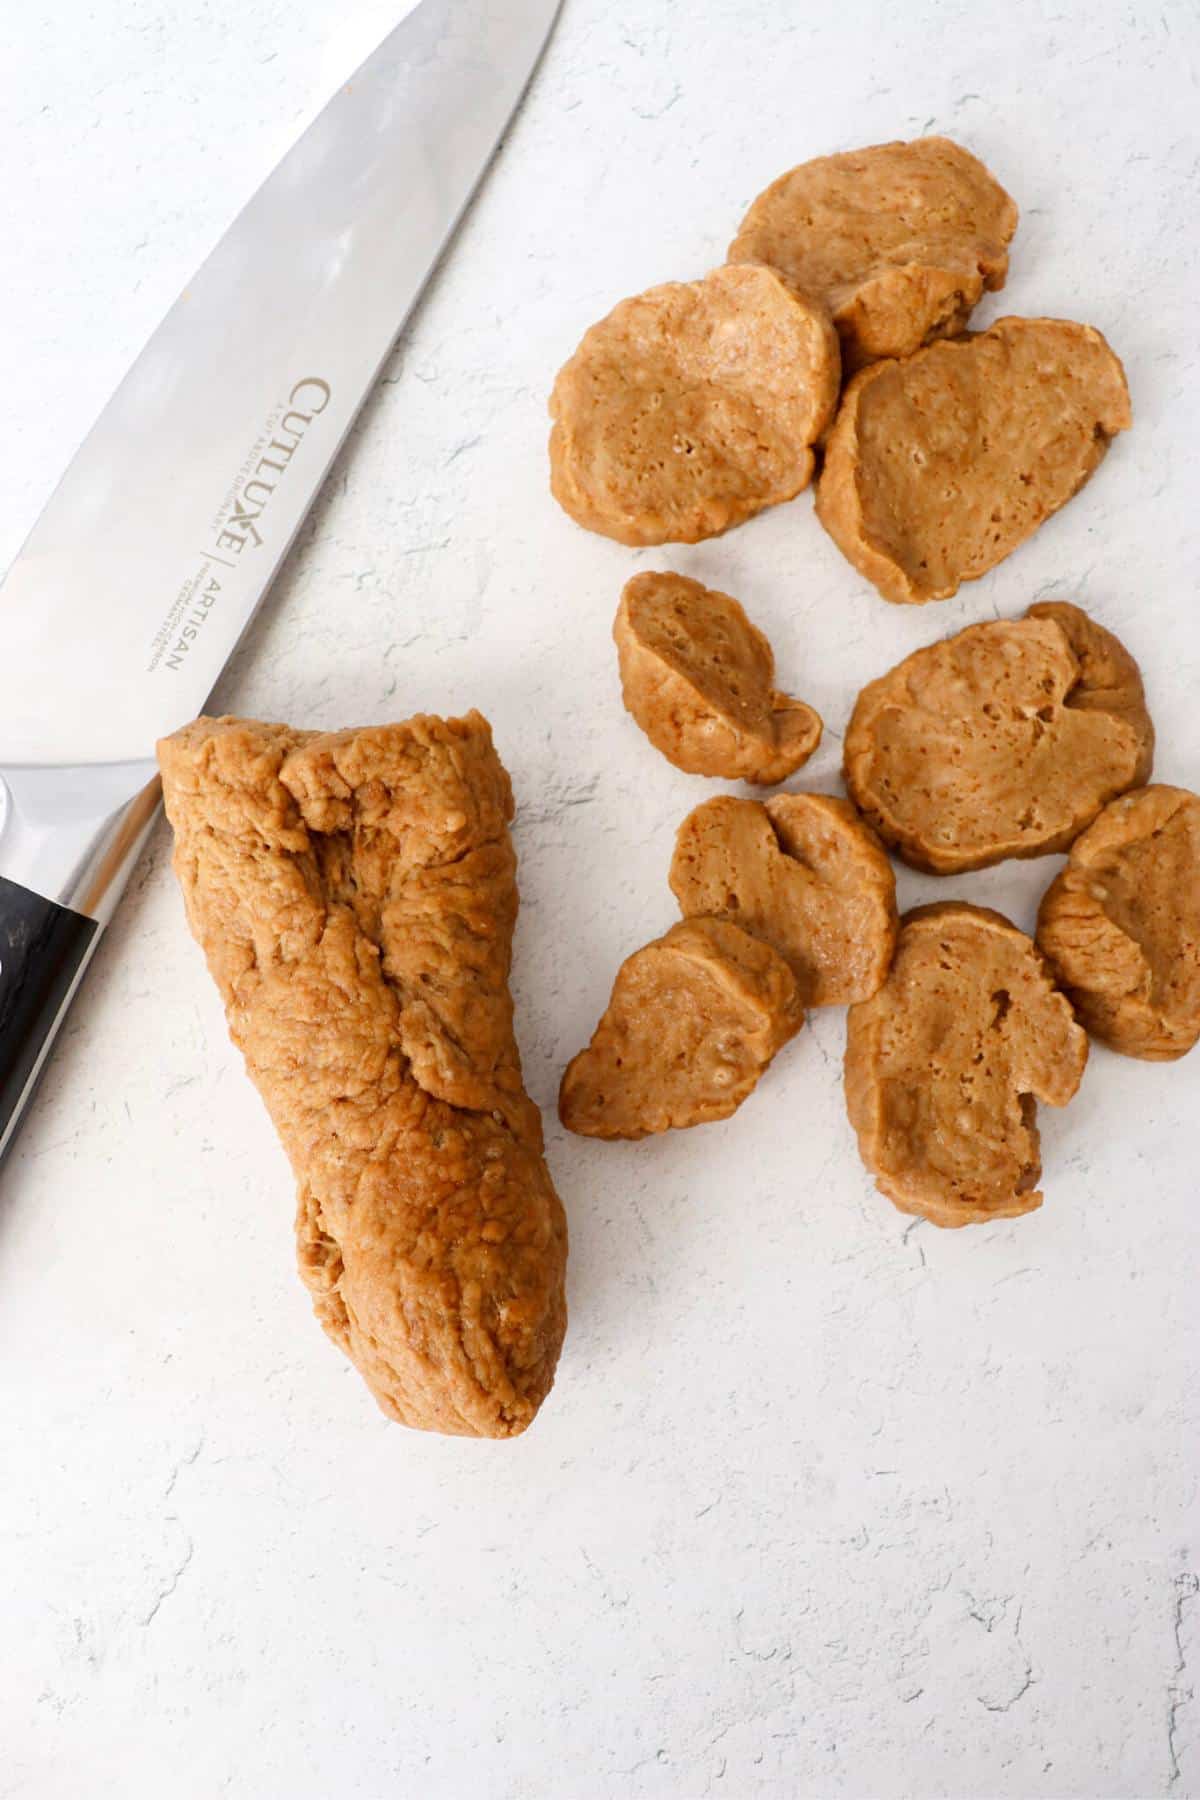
[1037,785,1200,1061]
[614,572,822,783]
[729,136,1017,373]
[815,318,1131,604]
[158,712,568,1439]
[559,917,801,1139]
[549,264,840,546]
[670,793,896,1006]
[845,903,1088,1228]
[844,601,1154,874]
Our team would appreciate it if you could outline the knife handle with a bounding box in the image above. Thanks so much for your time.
[0,762,160,1165]
[0,875,100,1158]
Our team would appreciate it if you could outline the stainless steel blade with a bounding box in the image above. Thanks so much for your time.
[0,0,560,769]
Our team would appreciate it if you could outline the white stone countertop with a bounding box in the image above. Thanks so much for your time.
[1,1,1197,1794]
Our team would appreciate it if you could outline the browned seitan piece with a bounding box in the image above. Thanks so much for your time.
[670,793,897,1006]
[158,711,567,1439]
[559,917,801,1139]
[815,318,1131,604]
[843,601,1153,874]
[549,264,840,545]
[1037,784,1200,1061]
[729,136,1017,371]
[844,903,1088,1228]
[614,572,821,783]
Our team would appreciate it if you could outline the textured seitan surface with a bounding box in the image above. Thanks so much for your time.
[815,317,1131,604]
[1037,784,1200,1061]
[549,264,840,546]
[670,793,896,1006]
[559,917,801,1139]
[158,712,568,1439]
[614,572,821,783]
[844,903,1088,1228]
[843,601,1154,874]
[729,136,1017,372]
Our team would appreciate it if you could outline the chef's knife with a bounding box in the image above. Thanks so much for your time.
[0,0,562,1160]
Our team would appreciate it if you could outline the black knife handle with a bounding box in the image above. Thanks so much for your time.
[0,875,98,1158]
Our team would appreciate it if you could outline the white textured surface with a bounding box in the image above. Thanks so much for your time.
[2,1,1198,1794]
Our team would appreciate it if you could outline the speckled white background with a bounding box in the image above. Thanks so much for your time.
[2,1,1198,1795]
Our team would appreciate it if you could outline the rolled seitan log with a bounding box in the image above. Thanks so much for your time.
[158,710,567,1438]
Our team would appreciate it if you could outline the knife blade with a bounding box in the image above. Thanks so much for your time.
[0,0,561,1158]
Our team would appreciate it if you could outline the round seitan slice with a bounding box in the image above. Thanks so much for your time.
[844,903,1088,1229]
[548,264,840,546]
[815,317,1132,604]
[669,792,897,1006]
[729,136,1017,372]
[1036,784,1200,1061]
[614,571,822,783]
[558,916,802,1139]
[843,600,1154,874]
